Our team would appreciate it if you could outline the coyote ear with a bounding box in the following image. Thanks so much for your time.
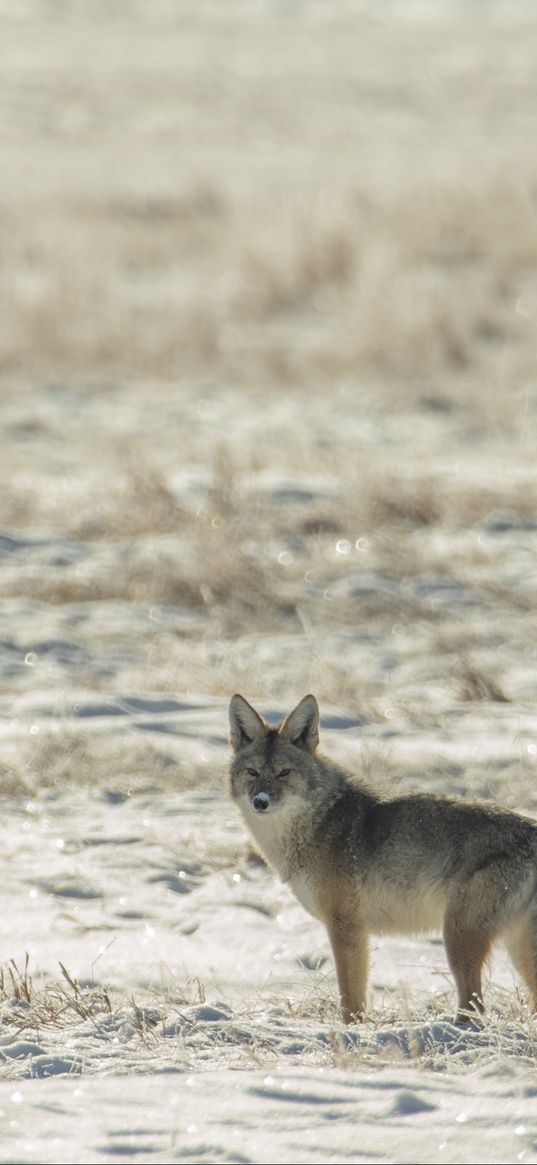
[229,694,266,751]
[279,695,319,753]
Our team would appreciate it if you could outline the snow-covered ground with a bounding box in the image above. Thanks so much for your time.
[2,699,537,1165]
[2,496,537,1164]
[3,1,537,1161]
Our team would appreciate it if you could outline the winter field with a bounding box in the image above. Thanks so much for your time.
[2,1,537,1161]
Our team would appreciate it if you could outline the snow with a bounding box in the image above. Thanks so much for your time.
[2,700,537,1162]
[3,0,537,1159]
[1,1067,536,1165]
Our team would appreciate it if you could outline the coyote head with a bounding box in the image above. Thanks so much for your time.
[228,693,320,815]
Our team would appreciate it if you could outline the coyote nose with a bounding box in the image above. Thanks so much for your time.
[252,792,271,813]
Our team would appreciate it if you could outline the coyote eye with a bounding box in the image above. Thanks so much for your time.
[246,767,259,777]
[277,768,291,778]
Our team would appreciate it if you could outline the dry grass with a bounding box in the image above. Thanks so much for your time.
[1,0,537,636]
[1,2,537,747]
[0,728,205,798]
[3,954,537,1080]
[3,179,536,398]
[0,955,113,1031]
[1,2,537,404]
[1,7,537,1104]
[456,660,510,705]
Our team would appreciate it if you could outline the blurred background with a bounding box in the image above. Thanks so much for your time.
[1,0,537,799]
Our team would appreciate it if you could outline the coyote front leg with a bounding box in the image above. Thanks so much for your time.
[326,913,370,1023]
[443,906,490,1022]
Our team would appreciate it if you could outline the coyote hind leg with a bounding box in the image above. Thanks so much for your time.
[506,917,537,1012]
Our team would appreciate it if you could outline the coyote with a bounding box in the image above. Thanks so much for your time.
[228,693,537,1023]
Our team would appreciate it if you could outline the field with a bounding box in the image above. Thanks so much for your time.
[2,1,537,1161]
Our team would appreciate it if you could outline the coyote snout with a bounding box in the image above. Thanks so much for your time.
[228,692,537,1025]
[252,791,271,813]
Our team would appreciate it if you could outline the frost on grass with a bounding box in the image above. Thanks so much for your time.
[2,2,537,1161]
[2,955,537,1084]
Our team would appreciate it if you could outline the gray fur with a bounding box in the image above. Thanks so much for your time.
[228,694,537,1024]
